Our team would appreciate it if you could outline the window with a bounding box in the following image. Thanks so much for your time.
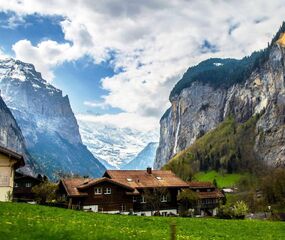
[132,196,137,202]
[207,189,211,192]
[141,195,146,203]
[160,195,168,202]
[0,175,9,186]
[94,187,102,195]
[25,182,32,188]
[104,187,111,194]
[15,183,19,188]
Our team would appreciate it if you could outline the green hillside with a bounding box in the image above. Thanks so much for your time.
[164,115,261,180]
[194,170,247,188]
[1,203,285,240]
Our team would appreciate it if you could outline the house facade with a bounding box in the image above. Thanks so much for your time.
[13,172,44,202]
[188,181,224,216]
[0,145,24,201]
[57,168,189,216]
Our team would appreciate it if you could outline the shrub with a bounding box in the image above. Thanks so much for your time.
[232,201,249,219]
[32,181,57,204]
[217,201,248,219]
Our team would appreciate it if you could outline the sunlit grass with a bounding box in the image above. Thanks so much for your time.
[0,203,284,240]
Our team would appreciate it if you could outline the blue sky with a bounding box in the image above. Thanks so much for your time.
[0,11,120,115]
[0,0,284,132]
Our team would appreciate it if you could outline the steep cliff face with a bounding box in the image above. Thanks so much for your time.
[0,95,35,175]
[0,58,105,179]
[155,30,285,169]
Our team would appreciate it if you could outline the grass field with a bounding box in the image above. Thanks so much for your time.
[0,203,285,240]
[194,170,246,188]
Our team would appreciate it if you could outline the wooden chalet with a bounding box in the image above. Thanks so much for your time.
[188,181,224,216]
[0,145,25,201]
[13,172,44,202]
[57,168,189,216]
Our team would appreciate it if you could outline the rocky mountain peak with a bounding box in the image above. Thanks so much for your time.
[0,58,105,179]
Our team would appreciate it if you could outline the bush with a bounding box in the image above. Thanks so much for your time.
[232,201,249,219]
[32,181,57,204]
[217,201,248,219]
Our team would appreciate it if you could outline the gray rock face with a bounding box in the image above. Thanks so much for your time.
[0,95,35,175]
[155,43,285,169]
[0,58,105,179]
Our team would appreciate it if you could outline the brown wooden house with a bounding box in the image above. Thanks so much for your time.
[13,172,44,202]
[57,168,189,216]
[188,181,224,216]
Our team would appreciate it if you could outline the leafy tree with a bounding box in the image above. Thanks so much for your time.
[261,168,285,205]
[178,189,198,216]
[32,181,57,204]
[143,188,168,214]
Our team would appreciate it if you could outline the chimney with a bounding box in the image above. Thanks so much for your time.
[146,167,152,174]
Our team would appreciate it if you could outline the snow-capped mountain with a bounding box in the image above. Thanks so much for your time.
[77,119,159,169]
[121,142,158,170]
[0,58,105,179]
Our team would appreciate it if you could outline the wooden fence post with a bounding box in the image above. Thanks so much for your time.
[170,222,176,240]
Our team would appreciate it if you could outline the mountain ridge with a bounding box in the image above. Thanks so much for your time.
[0,58,105,179]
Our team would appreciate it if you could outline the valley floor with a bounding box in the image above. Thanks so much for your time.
[0,203,285,240]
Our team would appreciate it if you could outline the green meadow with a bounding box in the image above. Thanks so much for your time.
[0,203,284,240]
[194,170,245,188]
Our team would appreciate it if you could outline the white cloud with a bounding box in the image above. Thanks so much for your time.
[1,13,26,29]
[83,100,110,110]
[12,39,73,80]
[0,46,10,59]
[1,0,285,130]
[76,112,158,132]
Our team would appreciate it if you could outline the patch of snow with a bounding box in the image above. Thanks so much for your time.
[77,120,159,168]
[213,62,223,67]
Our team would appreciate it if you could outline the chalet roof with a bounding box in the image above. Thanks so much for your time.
[104,170,189,189]
[60,178,92,197]
[77,177,134,191]
[196,190,224,199]
[14,172,42,182]
[0,145,25,168]
[188,181,215,189]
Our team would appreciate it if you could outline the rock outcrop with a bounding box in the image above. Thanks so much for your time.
[0,95,35,175]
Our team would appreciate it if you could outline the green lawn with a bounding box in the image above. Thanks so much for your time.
[0,203,285,240]
[194,170,245,188]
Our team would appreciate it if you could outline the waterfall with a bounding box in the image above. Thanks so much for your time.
[173,102,181,155]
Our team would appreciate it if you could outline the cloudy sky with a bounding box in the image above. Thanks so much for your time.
[0,0,284,133]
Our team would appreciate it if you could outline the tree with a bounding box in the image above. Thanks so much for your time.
[143,188,168,215]
[213,178,218,188]
[177,189,198,216]
[32,181,57,204]
[261,168,285,205]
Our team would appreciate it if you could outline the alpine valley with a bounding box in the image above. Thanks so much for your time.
[155,24,285,179]
[77,119,158,169]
